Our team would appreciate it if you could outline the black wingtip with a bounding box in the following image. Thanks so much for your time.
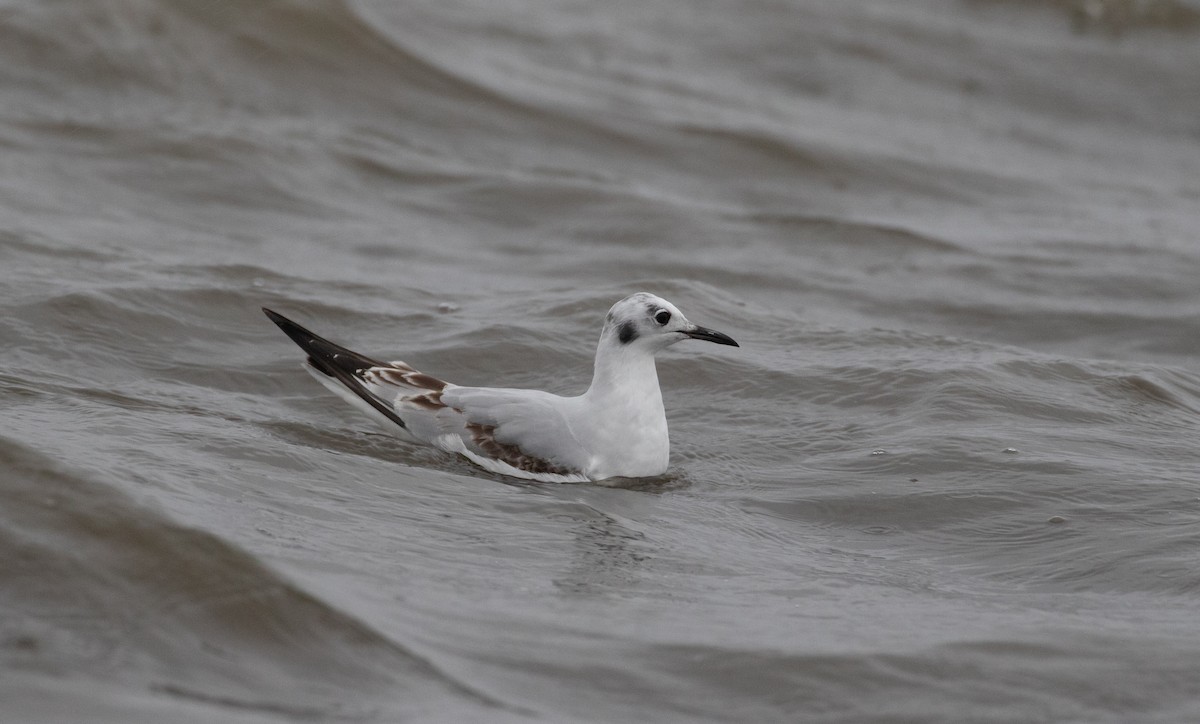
[262,307,408,430]
[263,307,383,368]
[262,307,315,350]
[264,307,366,367]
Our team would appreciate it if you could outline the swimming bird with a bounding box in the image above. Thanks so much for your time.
[263,293,738,483]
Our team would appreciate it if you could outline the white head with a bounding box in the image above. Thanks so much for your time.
[599,292,739,353]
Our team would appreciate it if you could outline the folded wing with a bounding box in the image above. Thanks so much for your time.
[263,308,591,481]
[437,386,591,479]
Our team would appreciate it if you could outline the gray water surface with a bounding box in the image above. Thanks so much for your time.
[3,1,1200,722]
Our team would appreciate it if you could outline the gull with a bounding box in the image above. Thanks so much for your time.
[263,293,738,483]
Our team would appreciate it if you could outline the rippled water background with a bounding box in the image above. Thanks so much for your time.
[3,1,1200,721]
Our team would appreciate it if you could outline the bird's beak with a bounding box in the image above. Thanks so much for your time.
[684,325,739,347]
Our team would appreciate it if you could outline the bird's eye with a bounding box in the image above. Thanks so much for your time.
[654,310,671,325]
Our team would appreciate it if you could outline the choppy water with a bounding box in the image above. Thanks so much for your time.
[3,0,1200,721]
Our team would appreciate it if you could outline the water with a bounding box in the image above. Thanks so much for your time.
[3,0,1200,721]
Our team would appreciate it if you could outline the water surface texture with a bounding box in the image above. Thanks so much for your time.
[3,1,1200,722]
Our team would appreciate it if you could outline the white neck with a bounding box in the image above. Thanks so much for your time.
[578,333,671,478]
[587,338,660,400]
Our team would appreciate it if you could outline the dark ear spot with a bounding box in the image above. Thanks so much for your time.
[618,320,638,344]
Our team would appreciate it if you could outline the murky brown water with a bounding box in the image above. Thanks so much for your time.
[3,1,1200,721]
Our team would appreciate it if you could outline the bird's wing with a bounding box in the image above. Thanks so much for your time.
[264,308,592,481]
[431,386,591,479]
[264,308,446,441]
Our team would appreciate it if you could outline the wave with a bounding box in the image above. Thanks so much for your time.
[0,438,505,718]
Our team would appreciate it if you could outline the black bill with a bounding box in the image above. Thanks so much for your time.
[684,325,739,347]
